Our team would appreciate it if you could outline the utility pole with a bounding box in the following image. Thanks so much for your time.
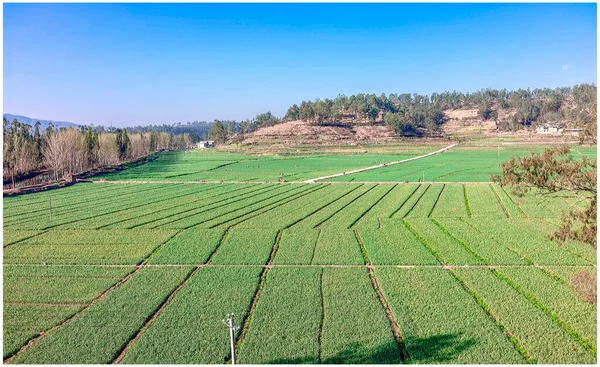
[223,313,240,364]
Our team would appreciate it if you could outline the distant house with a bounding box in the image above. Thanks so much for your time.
[196,141,215,149]
[536,122,565,134]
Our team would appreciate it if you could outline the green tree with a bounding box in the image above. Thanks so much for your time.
[115,128,131,160]
[33,121,43,163]
[493,146,596,247]
[209,120,228,144]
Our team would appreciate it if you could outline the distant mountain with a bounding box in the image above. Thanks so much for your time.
[3,113,83,130]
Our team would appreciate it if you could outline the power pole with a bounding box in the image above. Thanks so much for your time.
[223,313,240,364]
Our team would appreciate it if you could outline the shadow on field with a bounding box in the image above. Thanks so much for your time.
[404,332,476,363]
[265,333,476,364]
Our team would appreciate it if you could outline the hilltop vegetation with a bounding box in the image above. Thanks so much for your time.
[210,84,596,142]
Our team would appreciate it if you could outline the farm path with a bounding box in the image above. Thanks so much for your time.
[304,143,457,183]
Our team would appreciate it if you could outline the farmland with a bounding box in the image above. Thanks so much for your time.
[3,145,597,364]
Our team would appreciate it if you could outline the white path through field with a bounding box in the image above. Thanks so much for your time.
[304,143,457,183]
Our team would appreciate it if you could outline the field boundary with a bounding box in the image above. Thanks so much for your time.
[304,144,457,183]
[354,230,412,362]
[3,265,141,364]
[4,263,595,269]
[231,230,283,362]
[112,266,200,364]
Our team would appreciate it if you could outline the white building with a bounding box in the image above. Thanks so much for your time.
[536,123,565,134]
[196,141,215,149]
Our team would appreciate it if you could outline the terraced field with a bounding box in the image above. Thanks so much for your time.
[3,147,597,364]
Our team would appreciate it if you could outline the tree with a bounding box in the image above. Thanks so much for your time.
[284,104,300,121]
[115,128,131,160]
[85,126,99,166]
[493,146,596,247]
[209,120,228,144]
[33,121,43,164]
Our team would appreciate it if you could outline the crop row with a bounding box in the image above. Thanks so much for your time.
[9,266,193,364]
[5,184,203,230]
[4,230,178,265]
[3,266,134,359]
[399,219,596,363]
[131,184,281,229]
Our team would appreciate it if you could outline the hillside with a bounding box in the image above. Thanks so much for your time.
[3,113,82,130]
[241,108,514,146]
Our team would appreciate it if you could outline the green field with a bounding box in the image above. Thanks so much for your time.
[3,145,597,364]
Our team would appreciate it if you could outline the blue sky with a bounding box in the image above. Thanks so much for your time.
[3,3,597,127]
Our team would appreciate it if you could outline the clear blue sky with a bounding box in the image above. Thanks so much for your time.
[4,3,597,127]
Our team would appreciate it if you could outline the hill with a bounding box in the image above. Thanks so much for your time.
[3,113,82,130]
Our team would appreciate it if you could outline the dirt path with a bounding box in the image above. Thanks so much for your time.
[304,143,457,183]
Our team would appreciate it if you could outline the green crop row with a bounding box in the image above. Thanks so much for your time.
[133,184,281,229]
[432,218,526,265]
[464,218,586,265]
[209,229,279,265]
[159,184,307,229]
[375,268,525,363]
[390,184,428,218]
[4,266,134,303]
[506,218,596,265]
[453,268,596,364]
[405,183,444,218]
[430,184,469,218]
[327,184,396,229]
[403,218,483,264]
[465,184,507,218]
[496,267,597,352]
[354,184,418,229]
[3,230,44,247]
[4,184,174,228]
[118,267,262,364]
[272,228,321,265]
[210,185,327,229]
[235,184,343,229]
[290,184,370,229]
[53,184,208,229]
[148,229,225,264]
[10,266,193,364]
[320,267,402,363]
[311,227,364,265]
[4,305,83,359]
[19,229,176,246]
[357,223,439,265]
[96,183,245,229]
[237,267,322,363]
[3,265,134,359]
[7,184,197,230]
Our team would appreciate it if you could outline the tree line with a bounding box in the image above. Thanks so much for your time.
[214,84,588,137]
[3,117,194,186]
